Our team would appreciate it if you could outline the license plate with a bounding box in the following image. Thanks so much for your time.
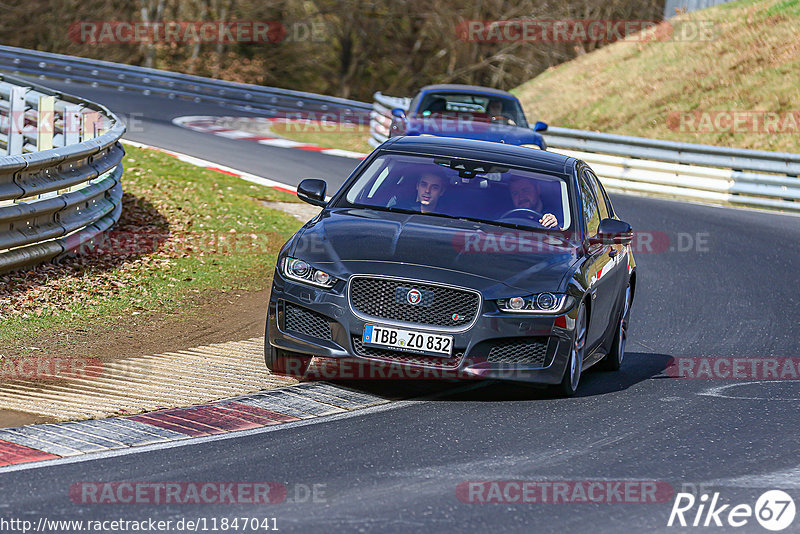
[362,324,453,357]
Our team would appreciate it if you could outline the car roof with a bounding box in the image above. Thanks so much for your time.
[378,136,575,175]
[417,84,518,100]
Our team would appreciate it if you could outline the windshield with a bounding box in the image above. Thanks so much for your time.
[414,92,528,127]
[337,154,572,231]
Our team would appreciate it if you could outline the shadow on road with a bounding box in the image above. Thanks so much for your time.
[320,351,673,402]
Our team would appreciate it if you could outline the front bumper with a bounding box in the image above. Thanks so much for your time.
[267,272,577,384]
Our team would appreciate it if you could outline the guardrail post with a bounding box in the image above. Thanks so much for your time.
[82,110,99,140]
[64,105,82,146]
[6,85,26,156]
[37,95,55,151]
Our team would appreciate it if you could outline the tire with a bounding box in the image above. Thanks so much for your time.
[600,281,631,372]
[264,324,311,378]
[558,302,587,396]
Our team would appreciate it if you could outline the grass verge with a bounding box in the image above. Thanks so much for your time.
[0,144,302,351]
[514,0,800,152]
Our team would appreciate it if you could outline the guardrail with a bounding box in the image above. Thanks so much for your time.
[370,91,800,213]
[5,46,796,215]
[0,73,125,274]
[0,45,371,118]
[370,93,410,148]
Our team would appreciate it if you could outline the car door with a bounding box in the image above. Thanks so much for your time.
[578,169,617,351]
[586,169,628,326]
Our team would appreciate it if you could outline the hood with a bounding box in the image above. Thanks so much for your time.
[406,115,539,146]
[290,208,580,295]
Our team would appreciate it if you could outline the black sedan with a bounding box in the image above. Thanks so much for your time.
[265,136,636,395]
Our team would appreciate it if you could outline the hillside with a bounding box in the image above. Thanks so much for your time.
[513,0,800,152]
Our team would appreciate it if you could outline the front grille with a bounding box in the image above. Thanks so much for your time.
[487,338,549,366]
[352,336,464,369]
[283,302,333,340]
[349,277,480,328]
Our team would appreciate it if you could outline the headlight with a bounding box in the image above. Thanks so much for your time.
[496,293,569,314]
[282,257,337,289]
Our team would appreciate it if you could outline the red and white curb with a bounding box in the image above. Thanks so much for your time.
[122,139,300,196]
[0,142,381,469]
[172,115,368,160]
[0,382,388,468]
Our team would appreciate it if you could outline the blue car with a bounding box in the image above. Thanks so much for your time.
[389,84,548,150]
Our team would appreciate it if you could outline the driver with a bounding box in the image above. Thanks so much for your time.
[508,176,559,228]
[487,99,514,125]
[414,171,447,213]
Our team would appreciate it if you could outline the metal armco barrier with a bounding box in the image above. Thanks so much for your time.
[5,45,796,216]
[370,92,409,148]
[0,45,371,118]
[0,73,125,274]
[371,92,800,213]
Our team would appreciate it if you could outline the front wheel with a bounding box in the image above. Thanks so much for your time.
[558,303,587,396]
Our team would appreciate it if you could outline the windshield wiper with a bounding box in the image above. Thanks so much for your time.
[382,206,418,215]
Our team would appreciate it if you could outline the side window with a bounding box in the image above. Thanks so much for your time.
[596,176,615,218]
[579,174,600,236]
[584,170,609,221]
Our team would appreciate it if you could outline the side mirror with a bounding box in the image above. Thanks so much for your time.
[297,179,327,207]
[591,218,633,245]
[391,108,406,119]
[533,121,548,132]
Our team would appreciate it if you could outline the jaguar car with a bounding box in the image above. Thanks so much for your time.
[265,136,635,395]
[388,84,549,150]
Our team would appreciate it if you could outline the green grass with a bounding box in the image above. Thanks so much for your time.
[270,121,372,154]
[0,144,302,348]
[513,0,800,152]
[766,0,800,16]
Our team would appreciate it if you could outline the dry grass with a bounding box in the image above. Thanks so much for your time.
[514,0,800,152]
[0,145,301,348]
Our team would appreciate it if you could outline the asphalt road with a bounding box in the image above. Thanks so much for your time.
[1,82,799,534]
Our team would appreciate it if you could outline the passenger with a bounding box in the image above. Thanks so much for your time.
[487,99,504,117]
[507,176,559,228]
